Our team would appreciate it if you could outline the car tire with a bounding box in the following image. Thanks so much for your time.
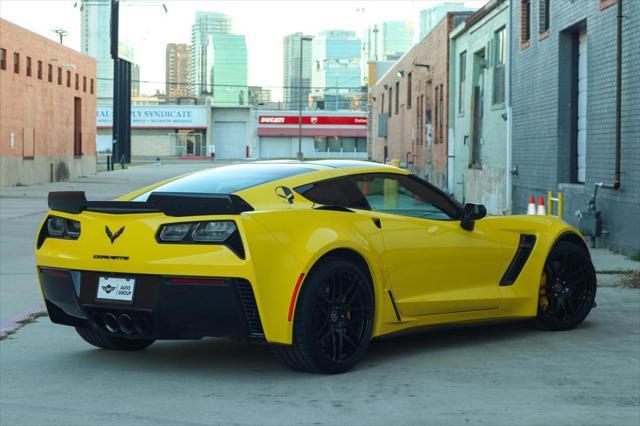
[75,326,155,351]
[275,257,374,374]
[536,241,597,331]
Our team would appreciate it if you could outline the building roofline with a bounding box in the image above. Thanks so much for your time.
[450,0,506,39]
[0,18,96,63]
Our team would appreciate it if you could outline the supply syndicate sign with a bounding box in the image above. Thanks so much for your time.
[258,115,367,126]
[97,106,208,129]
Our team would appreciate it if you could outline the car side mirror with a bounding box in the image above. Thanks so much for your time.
[460,203,487,231]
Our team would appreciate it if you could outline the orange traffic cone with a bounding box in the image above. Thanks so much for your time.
[526,195,536,215]
[536,196,546,215]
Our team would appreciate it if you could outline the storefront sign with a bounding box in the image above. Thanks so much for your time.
[97,106,208,129]
[258,115,367,126]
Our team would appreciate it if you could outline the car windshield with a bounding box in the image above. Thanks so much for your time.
[134,164,315,201]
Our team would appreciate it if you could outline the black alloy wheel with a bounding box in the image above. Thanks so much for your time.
[275,257,374,374]
[536,241,597,331]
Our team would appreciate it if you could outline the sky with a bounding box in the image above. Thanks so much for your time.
[0,0,485,100]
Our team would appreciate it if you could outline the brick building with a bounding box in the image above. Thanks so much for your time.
[0,19,97,186]
[369,12,472,189]
[511,0,639,254]
[449,0,510,214]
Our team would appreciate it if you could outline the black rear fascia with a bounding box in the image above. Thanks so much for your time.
[500,234,537,286]
[48,191,253,216]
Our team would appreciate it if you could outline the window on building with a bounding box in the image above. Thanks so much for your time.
[0,48,6,70]
[407,72,412,109]
[381,92,385,114]
[493,27,506,105]
[314,137,327,152]
[26,56,32,77]
[434,86,439,143]
[66,70,71,87]
[13,52,19,73]
[521,0,531,47]
[388,87,392,115]
[47,64,52,82]
[539,0,550,34]
[83,76,87,92]
[90,78,94,94]
[395,81,399,114]
[75,73,79,90]
[57,67,62,85]
[438,84,444,143]
[459,51,466,114]
[37,60,43,79]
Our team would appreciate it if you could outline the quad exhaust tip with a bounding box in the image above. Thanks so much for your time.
[93,312,151,336]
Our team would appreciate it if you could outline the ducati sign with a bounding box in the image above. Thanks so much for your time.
[258,115,367,126]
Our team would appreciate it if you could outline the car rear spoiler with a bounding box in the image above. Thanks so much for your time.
[47,191,254,217]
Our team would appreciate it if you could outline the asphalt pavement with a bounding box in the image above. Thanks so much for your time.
[0,287,638,426]
[1,162,639,425]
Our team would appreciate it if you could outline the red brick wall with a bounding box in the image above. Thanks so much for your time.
[0,19,97,160]
[369,13,466,187]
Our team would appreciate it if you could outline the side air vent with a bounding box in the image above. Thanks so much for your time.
[500,234,537,286]
[235,280,265,339]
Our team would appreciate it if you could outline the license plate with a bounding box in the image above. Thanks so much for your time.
[97,276,135,303]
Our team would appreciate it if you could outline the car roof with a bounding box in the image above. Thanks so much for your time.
[122,160,405,203]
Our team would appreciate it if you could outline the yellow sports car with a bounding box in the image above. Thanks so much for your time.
[35,160,596,373]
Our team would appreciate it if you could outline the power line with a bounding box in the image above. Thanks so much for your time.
[96,77,367,90]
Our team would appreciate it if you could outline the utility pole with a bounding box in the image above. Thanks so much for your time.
[297,36,312,161]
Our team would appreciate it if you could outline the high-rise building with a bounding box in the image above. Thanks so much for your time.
[165,43,190,99]
[249,86,272,106]
[311,30,362,111]
[189,12,232,97]
[205,34,248,106]
[364,21,414,62]
[81,0,137,102]
[419,2,476,40]
[283,33,313,110]
[80,0,111,103]
[131,63,140,97]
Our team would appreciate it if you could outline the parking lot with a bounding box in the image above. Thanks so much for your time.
[1,164,639,426]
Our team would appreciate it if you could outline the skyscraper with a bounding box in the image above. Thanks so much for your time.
[311,30,362,111]
[205,34,248,106]
[364,21,414,62]
[80,0,138,102]
[165,43,190,99]
[80,0,112,103]
[283,33,313,110]
[131,63,140,97]
[419,2,476,40]
[189,12,232,97]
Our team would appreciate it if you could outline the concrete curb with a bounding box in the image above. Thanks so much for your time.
[0,304,46,339]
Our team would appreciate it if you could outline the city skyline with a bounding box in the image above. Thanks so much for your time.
[0,0,484,100]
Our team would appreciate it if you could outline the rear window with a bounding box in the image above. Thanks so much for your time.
[134,164,314,201]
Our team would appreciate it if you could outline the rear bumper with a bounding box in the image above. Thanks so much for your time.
[38,267,265,342]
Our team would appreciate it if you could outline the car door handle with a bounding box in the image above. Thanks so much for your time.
[371,218,381,229]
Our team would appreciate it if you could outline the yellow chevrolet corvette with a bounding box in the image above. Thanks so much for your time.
[35,160,596,373]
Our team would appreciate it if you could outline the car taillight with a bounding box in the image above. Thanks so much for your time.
[46,216,81,240]
[157,221,237,243]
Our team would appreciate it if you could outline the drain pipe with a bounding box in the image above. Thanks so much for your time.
[603,0,622,190]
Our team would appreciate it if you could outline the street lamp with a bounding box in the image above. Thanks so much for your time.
[297,36,313,161]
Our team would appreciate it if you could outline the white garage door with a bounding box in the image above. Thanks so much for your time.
[213,122,247,159]
[260,137,293,159]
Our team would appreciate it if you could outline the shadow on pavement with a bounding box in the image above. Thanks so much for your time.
[49,319,563,376]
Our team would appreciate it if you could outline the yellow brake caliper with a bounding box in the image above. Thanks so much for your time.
[539,272,549,311]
